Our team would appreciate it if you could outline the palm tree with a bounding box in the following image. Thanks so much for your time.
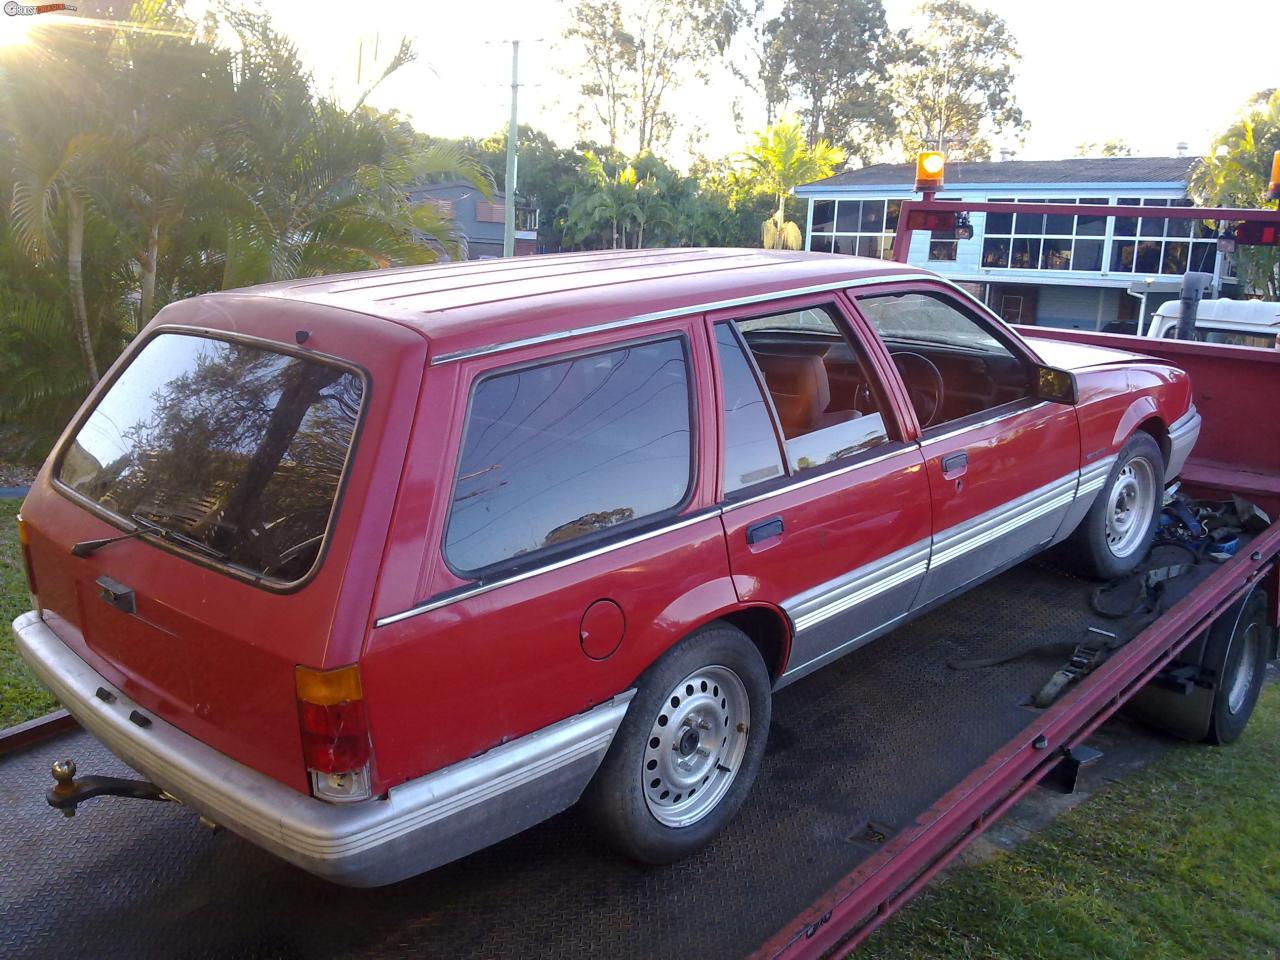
[218,19,491,286]
[743,119,845,250]
[3,64,104,382]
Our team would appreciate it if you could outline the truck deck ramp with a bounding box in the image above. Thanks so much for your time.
[0,550,1231,959]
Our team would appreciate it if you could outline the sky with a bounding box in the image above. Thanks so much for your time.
[6,0,1276,166]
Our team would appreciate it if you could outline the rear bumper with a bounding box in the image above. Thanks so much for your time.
[13,611,634,886]
[1166,405,1201,482]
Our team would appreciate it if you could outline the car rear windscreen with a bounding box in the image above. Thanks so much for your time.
[58,332,364,584]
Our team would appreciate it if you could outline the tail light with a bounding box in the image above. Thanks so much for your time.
[295,663,372,803]
[16,515,39,611]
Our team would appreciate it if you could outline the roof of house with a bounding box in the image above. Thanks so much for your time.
[210,249,926,360]
[799,156,1200,191]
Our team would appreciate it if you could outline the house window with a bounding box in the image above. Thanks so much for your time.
[928,240,957,261]
[808,198,902,261]
[982,197,1218,277]
[475,201,506,224]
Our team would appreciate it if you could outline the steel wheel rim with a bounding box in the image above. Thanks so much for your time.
[1227,621,1260,715]
[642,664,750,828]
[1105,456,1157,559]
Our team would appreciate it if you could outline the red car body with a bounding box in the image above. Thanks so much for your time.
[13,249,1198,884]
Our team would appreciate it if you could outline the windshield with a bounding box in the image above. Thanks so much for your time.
[58,332,364,584]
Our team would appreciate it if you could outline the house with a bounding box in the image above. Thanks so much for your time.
[795,157,1236,332]
[408,181,539,259]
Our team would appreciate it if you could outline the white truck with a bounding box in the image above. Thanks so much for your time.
[1147,297,1280,348]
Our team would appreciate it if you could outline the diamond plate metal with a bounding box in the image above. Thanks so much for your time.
[0,554,1215,959]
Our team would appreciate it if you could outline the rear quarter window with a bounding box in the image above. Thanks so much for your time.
[444,336,694,574]
[57,331,364,585]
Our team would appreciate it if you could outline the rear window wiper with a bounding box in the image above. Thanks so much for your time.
[70,514,230,562]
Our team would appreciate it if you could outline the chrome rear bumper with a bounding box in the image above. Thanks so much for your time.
[13,611,633,887]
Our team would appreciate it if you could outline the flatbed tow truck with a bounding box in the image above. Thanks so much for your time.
[3,196,1280,960]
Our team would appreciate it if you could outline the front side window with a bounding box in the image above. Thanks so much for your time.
[58,333,364,584]
[445,337,693,573]
[728,306,892,473]
[857,291,1032,429]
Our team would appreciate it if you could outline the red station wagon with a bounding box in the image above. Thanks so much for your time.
[13,249,1200,885]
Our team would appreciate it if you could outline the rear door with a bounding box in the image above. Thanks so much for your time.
[851,283,1080,607]
[710,294,931,686]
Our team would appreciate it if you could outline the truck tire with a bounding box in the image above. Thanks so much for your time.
[1064,432,1165,580]
[1203,589,1270,745]
[581,622,771,864]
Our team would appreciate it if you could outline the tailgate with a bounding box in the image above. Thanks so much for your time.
[20,295,426,792]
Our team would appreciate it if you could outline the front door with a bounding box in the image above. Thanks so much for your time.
[709,295,931,686]
[852,284,1080,607]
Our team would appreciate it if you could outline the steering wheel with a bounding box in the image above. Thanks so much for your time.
[890,351,946,428]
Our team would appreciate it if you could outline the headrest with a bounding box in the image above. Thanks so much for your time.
[754,352,830,437]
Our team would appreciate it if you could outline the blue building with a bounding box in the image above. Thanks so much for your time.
[796,157,1235,331]
[409,181,539,259]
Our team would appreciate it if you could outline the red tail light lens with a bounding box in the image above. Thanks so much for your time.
[298,699,370,772]
[16,515,39,604]
[295,664,372,801]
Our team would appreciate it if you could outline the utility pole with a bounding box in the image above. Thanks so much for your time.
[503,39,519,258]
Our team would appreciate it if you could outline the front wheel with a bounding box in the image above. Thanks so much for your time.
[1064,432,1165,580]
[581,622,771,864]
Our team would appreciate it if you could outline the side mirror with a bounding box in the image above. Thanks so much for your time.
[1035,365,1078,405]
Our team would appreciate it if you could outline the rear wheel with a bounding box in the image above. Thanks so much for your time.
[1204,590,1271,745]
[1064,432,1164,579]
[581,622,771,863]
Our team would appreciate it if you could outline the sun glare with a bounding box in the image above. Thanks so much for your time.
[0,9,40,48]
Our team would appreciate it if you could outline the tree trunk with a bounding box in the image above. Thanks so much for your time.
[66,192,99,384]
[139,219,160,328]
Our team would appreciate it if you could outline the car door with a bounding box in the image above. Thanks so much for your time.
[709,294,931,687]
[850,282,1081,608]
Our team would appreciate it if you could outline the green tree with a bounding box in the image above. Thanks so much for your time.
[1074,138,1135,158]
[1191,90,1280,299]
[564,0,747,155]
[891,0,1025,160]
[743,119,844,249]
[763,0,898,160]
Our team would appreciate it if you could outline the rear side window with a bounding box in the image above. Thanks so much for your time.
[445,337,694,573]
[58,332,364,584]
[715,323,785,493]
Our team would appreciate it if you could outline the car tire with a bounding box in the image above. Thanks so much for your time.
[580,622,772,864]
[1203,589,1271,745]
[1064,432,1165,580]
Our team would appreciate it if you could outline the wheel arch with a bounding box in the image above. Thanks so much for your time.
[1134,415,1171,466]
[716,604,793,682]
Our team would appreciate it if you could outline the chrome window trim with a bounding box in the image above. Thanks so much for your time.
[917,400,1050,448]
[428,273,924,365]
[721,443,919,514]
[375,509,721,628]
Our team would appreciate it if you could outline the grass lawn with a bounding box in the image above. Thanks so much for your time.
[863,682,1280,959]
[0,498,58,727]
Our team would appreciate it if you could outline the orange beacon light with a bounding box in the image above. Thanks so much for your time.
[915,151,945,193]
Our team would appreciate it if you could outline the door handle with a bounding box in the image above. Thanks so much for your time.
[96,575,136,615]
[941,451,969,480]
[745,516,784,545]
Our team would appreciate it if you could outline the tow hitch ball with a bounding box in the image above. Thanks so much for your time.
[46,759,171,817]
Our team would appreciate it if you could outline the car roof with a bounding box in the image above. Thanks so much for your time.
[218,248,928,361]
